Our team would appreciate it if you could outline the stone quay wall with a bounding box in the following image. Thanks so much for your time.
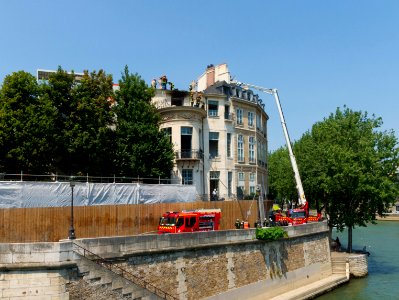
[0,222,332,299]
[76,222,331,299]
[348,254,368,277]
[0,242,75,299]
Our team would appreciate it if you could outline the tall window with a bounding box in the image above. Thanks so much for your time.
[263,121,267,136]
[248,111,254,127]
[249,136,255,163]
[227,133,232,158]
[209,132,219,158]
[238,135,244,162]
[238,172,245,181]
[224,105,231,120]
[181,127,192,158]
[228,172,232,197]
[236,108,243,125]
[256,114,260,130]
[237,172,245,200]
[208,100,218,117]
[249,172,255,194]
[250,186,255,195]
[182,169,193,185]
[250,173,255,182]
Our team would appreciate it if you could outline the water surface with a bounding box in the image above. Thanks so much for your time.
[317,221,399,300]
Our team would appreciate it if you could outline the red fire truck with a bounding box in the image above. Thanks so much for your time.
[272,202,322,226]
[273,208,306,226]
[158,209,222,234]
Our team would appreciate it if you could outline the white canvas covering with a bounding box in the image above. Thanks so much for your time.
[0,182,197,208]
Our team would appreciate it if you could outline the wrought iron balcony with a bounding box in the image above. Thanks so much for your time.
[175,149,203,161]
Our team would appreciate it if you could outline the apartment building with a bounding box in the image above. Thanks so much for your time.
[152,64,269,201]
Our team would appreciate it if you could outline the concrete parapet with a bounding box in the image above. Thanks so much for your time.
[0,241,74,266]
[76,221,328,259]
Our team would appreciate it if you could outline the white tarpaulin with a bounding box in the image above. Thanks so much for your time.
[0,182,197,208]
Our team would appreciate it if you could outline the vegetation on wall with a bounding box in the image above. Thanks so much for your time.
[255,227,288,241]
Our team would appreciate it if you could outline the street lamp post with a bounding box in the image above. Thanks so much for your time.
[68,180,76,240]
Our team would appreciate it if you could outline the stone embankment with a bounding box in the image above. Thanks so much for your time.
[331,251,368,278]
[377,213,399,221]
[0,222,368,299]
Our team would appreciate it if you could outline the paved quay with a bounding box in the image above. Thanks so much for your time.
[266,274,349,300]
[248,250,370,300]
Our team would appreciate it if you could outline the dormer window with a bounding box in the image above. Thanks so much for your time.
[223,86,230,96]
[247,91,253,101]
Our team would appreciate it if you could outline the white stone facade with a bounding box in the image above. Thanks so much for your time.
[152,64,269,201]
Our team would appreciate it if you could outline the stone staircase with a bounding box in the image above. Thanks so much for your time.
[77,256,159,299]
[73,243,176,300]
[331,256,349,278]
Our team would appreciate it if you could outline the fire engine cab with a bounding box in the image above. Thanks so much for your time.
[158,209,222,234]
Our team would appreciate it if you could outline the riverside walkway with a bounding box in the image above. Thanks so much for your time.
[248,250,370,300]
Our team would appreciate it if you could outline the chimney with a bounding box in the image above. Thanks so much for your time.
[206,64,215,88]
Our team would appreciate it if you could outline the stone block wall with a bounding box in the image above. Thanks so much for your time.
[0,222,332,299]
[110,232,331,300]
[348,254,368,277]
[0,270,71,299]
[0,242,75,299]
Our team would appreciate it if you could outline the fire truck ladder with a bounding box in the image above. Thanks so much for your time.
[234,81,307,207]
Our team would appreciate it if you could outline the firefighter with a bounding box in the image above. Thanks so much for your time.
[235,219,241,229]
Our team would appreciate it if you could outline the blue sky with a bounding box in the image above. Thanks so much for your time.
[1,1,398,151]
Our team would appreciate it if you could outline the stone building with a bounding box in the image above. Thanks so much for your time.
[151,63,269,201]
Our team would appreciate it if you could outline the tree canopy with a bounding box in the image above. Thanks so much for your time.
[40,67,116,175]
[268,146,296,204]
[114,66,174,178]
[0,71,57,173]
[268,107,399,252]
[0,67,174,179]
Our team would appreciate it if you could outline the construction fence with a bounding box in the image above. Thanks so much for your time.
[0,200,272,243]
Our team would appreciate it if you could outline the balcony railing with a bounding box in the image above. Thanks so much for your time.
[175,149,203,160]
[224,113,234,121]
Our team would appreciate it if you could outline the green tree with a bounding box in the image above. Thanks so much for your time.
[69,69,116,175]
[114,66,174,178]
[0,71,57,173]
[296,107,399,252]
[40,67,76,174]
[41,67,115,175]
[268,147,296,205]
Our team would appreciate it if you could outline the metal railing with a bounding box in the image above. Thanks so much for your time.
[0,172,180,184]
[175,149,203,160]
[224,113,234,121]
[73,242,177,300]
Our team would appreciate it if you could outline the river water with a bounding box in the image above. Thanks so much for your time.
[317,220,399,300]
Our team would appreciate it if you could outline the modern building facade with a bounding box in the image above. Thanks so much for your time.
[151,64,269,201]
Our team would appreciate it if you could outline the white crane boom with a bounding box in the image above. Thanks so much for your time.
[235,81,307,206]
